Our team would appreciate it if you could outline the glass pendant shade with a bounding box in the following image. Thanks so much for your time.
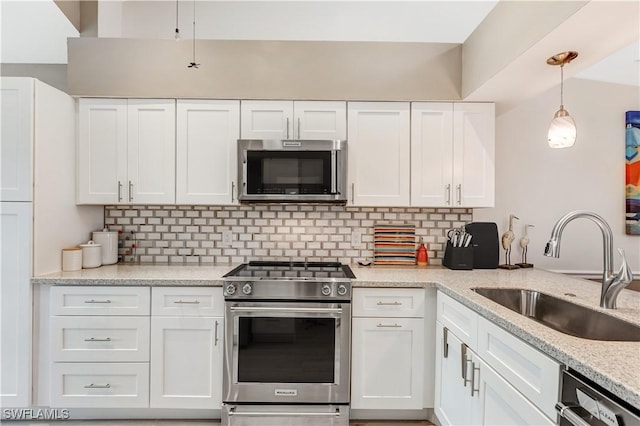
[548,107,576,148]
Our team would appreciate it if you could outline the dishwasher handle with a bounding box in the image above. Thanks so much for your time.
[556,403,592,426]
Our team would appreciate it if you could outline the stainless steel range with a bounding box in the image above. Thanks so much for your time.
[221,261,354,426]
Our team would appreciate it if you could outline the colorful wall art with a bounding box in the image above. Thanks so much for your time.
[626,111,640,234]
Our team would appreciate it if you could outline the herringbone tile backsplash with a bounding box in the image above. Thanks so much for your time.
[104,205,472,265]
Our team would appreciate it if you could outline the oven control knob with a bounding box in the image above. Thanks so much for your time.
[225,283,237,296]
[337,285,348,296]
[321,285,332,296]
[242,283,253,295]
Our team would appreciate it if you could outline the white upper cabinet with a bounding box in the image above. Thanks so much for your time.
[240,100,346,140]
[411,102,495,207]
[1,78,34,202]
[77,99,176,204]
[176,100,240,205]
[127,100,176,204]
[78,99,127,204]
[347,102,410,206]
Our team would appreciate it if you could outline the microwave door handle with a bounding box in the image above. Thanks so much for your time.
[331,151,337,194]
[242,160,247,196]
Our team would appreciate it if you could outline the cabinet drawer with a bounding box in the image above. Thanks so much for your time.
[50,362,149,408]
[436,291,478,349]
[51,316,150,362]
[477,317,561,420]
[151,287,223,316]
[51,286,150,316]
[353,288,424,318]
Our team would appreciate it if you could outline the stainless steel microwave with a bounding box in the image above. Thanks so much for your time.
[238,139,347,203]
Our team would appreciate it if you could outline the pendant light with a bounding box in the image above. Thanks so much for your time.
[174,0,180,41]
[547,51,578,148]
[188,0,199,68]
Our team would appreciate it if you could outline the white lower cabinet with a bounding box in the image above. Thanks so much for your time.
[48,285,224,412]
[149,287,224,409]
[150,316,223,409]
[49,286,151,408]
[351,288,426,410]
[475,356,554,426]
[434,291,559,426]
[434,324,479,425]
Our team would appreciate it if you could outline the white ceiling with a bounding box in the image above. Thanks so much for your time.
[1,0,638,87]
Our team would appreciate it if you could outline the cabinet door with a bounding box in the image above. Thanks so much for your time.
[127,99,176,204]
[240,100,293,139]
[347,102,410,206]
[1,78,33,202]
[453,103,495,207]
[176,100,240,205]
[410,102,454,207]
[474,357,555,426]
[77,98,128,204]
[294,101,346,140]
[351,317,424,409]
[434,322,476,425]
[0,202,31,407]
[150,316,223,409]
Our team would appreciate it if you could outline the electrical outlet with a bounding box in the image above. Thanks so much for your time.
[222,230,233,246]
[351,231,362,248]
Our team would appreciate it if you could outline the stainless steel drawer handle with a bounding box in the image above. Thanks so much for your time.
[84,337,112,342]
[376,301,402,306]
[229,306,342,314]
[442,327,449,358]
[84,384,111,389]
[376,323,402,328]
[556,403,591,426]
[117,181,123,202]
[470,362,480,397]
[173,300,201,304]
[84,299,112,304]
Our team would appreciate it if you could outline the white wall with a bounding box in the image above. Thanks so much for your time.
[32,80,103,275]
[473,78,640,275]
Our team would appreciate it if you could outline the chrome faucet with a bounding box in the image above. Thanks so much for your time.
[544,210,633,309]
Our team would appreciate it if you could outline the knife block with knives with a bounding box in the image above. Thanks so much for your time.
[443,241,474,270]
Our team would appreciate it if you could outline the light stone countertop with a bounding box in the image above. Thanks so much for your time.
[32,263,640,408]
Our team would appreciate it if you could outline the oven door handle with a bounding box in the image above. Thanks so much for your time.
[228,409,341,418]
[556,403,591,426]
[229,306,343,314]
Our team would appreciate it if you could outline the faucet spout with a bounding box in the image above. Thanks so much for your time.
[544,210,632,309]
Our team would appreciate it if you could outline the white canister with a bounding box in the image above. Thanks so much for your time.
[80,241,102,268]
[92,228,118,265]
[62,247,83,272]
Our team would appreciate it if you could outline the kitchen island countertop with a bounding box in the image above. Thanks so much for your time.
[32,263,640,408]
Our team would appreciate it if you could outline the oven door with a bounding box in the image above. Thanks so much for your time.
[223,301,351,404]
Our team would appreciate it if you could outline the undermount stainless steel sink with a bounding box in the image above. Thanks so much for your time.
[472,288,640,342]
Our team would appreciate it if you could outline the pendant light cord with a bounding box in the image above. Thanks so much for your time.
[189,0,198,68]
[559,63,564,109]
[174,0,179,40]
[192,0,196,62]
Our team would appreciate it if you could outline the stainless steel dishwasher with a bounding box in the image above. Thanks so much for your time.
[557,369,640,426]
